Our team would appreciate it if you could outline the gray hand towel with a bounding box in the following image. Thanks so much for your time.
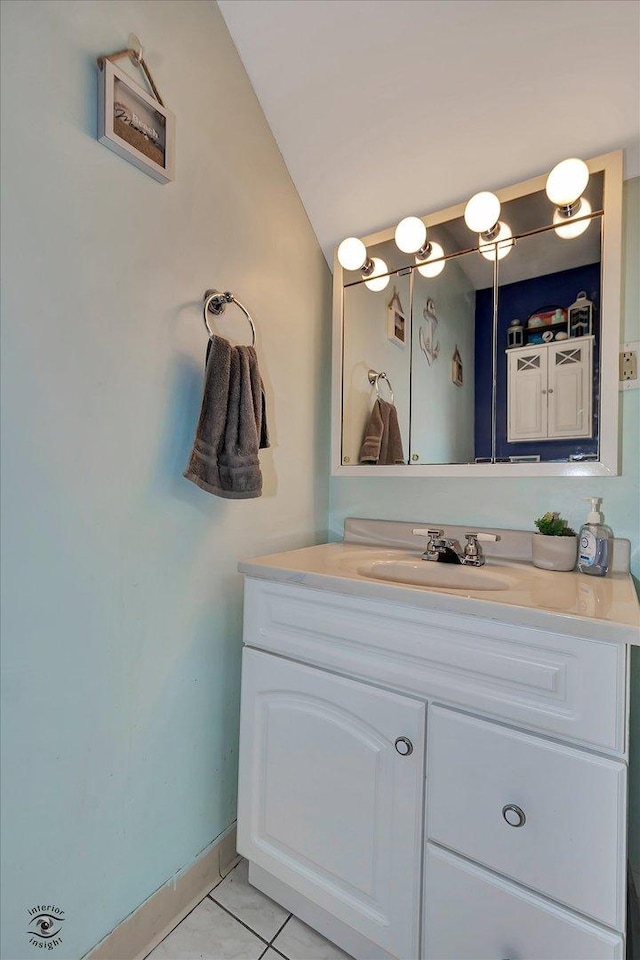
[359,398,405,465]
[184,336,269,499]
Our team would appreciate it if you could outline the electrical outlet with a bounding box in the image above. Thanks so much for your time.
[620,350,637,380]
[620,341,639,391]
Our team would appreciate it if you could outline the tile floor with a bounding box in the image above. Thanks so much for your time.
[146,859,354,960]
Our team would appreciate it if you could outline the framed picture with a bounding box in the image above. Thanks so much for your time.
[451,345,463,386]
[98,59,175,183]
[387,287,406,348]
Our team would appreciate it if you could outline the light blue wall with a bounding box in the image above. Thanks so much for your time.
[0,2,331,958]
[331,177,640,874]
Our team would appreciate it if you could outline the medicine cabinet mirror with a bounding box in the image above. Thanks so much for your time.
[332,151,622,477]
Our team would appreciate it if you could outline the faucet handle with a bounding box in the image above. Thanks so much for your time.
[462,532,499,565]
[464,533,481,559]
[413,528,443,539]
[413,528,443,559]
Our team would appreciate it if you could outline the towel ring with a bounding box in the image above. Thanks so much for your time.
[368,369,394,404]
[202,289,256,346]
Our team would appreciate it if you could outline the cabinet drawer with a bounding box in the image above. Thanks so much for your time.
[427,706,626,929]
[244,579,627,754]
[424,845,624,959]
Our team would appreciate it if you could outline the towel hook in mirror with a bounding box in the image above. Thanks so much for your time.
[368,369,394,404]
[202,289,256,346]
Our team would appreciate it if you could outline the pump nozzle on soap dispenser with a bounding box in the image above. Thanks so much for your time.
[585,497,602,523]
[578,497,612,577]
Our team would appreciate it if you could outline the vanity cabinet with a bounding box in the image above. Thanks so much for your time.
[237,576,629,960]
[506,336,593,442]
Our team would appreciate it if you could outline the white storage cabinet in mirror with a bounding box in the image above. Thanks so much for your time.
[332,151,623,477]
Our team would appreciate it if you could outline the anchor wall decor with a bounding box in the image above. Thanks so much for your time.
[419,298,441,366]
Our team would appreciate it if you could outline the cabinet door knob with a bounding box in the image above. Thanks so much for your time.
[502,803,526,827]
[548,388,554,394]
[394,737,413,756]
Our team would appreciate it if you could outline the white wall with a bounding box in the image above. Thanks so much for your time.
[218,0,640,261]
[0,2,331,957]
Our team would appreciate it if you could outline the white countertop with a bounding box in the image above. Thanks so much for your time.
[239,540,640,645]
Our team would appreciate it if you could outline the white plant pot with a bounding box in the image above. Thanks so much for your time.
[531,533,578,572]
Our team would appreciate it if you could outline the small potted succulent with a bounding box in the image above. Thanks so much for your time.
[532,511,578,571]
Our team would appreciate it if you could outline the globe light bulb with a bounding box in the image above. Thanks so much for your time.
[479,221,514,261]
[364,258,390,291]
[337,237,368,271]
[394,216,427,254]
[546,158,589,207]
[554,198,592,239]
[416,241,445,277]
[464,192,501,234]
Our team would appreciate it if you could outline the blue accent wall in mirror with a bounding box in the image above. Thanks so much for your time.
[474,261,601,461]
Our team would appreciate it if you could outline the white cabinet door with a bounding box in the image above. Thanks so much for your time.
[424,845,624,960]
[547,339,593,438]
[507,348,548,441]
[237,649,425,960]
[507,338,593,442]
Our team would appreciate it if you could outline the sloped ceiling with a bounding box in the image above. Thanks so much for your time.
[217,0,640,263]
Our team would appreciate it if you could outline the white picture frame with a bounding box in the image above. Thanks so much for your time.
[386,287,406,348]
[97,59,175,184]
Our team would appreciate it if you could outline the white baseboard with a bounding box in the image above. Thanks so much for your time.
[85,824,240,960]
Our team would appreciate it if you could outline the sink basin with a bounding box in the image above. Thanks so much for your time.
[357,559,513,591]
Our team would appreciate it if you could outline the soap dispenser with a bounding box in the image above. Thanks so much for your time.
[577,497,612,577]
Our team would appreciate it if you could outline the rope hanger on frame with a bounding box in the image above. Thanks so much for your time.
[97,33,164,106]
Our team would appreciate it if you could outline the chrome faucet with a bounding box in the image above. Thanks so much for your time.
[412,529,498,566]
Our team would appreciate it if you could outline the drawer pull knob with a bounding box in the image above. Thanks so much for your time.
[502,803,526,827]
[394,737,413,756]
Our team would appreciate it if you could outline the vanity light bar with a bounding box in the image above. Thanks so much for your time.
[337,157,593,285]
[339,211,603,291]
[338,158,594,289]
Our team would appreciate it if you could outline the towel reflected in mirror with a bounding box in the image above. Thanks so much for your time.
[359,398,405,465]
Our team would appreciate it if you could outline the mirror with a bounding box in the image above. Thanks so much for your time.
[333,152,622,477]
[341,273,411,465]
[410,246,492,464]
[490,210,602,464]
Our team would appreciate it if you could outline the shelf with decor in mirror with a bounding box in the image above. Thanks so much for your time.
[524,306,569,346]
